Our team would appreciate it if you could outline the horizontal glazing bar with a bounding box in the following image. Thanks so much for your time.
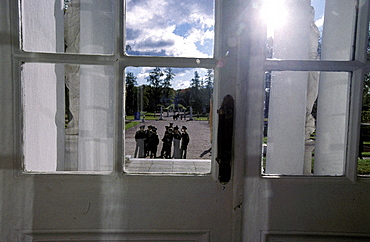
[13,51,217,69]
[121,56,217,69]
[264,60,366,72]
[13,51,118,65]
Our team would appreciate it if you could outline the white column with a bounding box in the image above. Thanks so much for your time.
[265,0,311,175]
[314,0,356,175]
[22,0,64,172]
[23,64,58,172]
[78,0,114,171]
[79,0,114,55]
[78,65,114,171]
[22,0,64,53]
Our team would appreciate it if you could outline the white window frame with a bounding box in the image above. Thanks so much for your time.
[11,0,224,176]
[260,0,370,182]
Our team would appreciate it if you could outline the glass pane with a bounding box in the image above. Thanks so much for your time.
[359,70,370,176]
[358,28,370,176]
[125,0,215,57]
[263,71,350,175]
[22,62,115,172]
[263,0,356,61]
[21,0,115,54]
[124,67,213,173]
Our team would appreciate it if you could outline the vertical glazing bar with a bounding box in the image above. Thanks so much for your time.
[210,0,221,179]
[116,0,125,173]
[347,0,370,180]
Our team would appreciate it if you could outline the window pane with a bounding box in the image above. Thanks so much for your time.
[22,62,115,172]
[359,71,370,176]
[263,0,356,61]
[21,0,115,54]
[124,67,213,173]
[125,0,215,57]
[263,71,350,175]
[358,27,370,176]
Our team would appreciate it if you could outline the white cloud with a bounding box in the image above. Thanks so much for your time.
[315,16,324,29]
[125,0,214,88]
[126,0,214,57]
[173,80,190,90]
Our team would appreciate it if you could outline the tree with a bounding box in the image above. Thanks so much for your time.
[125,72,137,115]
[190,71,201,89]
[362,50,370,111]
[189,71,203,113]
[146,67,164,112]
[163,68,174,89]
[162,68,175,107]
[202,69,214,113]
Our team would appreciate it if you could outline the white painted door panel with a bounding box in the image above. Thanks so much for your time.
[5,1,370,242]
[12,176,232,241]
[0,1,240,241]
[240,0,370,241]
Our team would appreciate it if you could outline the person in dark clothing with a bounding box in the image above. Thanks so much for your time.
[160,126,168,158]
[160,126,173,158]
[149,127,159,158]
[161,131,173,159]
[181,126,190,159]
[134,125,146,158]
[172,126,182,158]
[144,125,153,157]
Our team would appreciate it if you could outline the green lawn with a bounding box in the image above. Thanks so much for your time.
[125,121,140,130]
[194,116,209,121]
[359,142,370,175]
[358,159,370,175]
[125,112,209,123]
[126,115,158,121]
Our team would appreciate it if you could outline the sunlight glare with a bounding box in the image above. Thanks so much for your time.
[260,0,288,37]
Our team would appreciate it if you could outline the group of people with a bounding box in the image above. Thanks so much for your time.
[134,123,190,159]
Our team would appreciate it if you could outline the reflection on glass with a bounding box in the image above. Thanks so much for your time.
[125,0,215,57]
[263,0,356,61]
[22,63,115,172]
[21,0,114,54]
[124,67,213,173]
[263,71,350,176]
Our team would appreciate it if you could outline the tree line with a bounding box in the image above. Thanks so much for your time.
[125,67,214,115]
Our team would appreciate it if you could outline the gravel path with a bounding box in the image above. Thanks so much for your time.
[125,119,212,160]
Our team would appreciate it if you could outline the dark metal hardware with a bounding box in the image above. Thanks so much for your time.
[216,94,234,184]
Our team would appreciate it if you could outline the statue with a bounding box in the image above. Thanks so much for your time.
[304,6,320,174]
[64,0,80,135]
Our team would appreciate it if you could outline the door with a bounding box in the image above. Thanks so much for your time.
[240,0,370,241]
[0,0,245,241]
[4,1,370,241]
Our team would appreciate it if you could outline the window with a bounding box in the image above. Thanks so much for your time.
[18,0,215,173]
[262,0,368,177]
[123,66,213,174]
[22,63,115,172]
[263,70,351,175]
[358,23,370,176]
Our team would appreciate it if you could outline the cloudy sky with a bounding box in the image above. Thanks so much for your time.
[312,0,325,30]
[125,0,214,57]
[125,0,325,89]
[125,0,214,90]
